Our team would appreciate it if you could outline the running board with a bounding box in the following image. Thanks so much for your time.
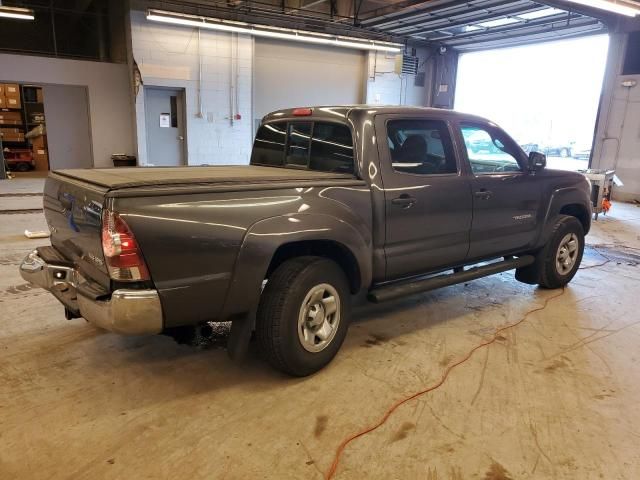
[368,255,535,303]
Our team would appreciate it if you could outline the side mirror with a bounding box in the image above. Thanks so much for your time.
[528,151,546,172]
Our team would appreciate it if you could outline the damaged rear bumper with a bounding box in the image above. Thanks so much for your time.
[19,249,163,335]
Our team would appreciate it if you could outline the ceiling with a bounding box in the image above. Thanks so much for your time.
[358,0,610,51]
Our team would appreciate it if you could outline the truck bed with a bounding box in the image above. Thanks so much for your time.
[53,165,358,190]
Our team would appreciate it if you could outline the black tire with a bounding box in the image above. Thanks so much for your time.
[537,215,584,289]
[16,162,30,172]
[256,256,350,377]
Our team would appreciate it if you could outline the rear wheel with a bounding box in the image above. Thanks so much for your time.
[256,256,350,376]
[15,162,30,172]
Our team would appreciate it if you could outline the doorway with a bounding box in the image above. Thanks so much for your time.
[454,35,609,171]
[144,88,186,166]
[43,85,93,170]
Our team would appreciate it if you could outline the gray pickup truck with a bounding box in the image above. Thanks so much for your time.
[20,106,591,376]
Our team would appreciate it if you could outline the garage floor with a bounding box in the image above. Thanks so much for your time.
[1,179,639,480]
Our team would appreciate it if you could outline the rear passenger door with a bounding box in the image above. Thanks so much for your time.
[375,115,473,280]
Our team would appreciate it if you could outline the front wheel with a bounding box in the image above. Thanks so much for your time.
[256,256,350,376]
[538,215,585,288]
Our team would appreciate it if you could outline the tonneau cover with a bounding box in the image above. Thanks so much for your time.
[53,165,356,189]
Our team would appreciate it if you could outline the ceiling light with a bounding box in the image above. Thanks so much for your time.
[147,9,402,53]
[516,8,565,20]
[0,5,35,20]
[567,0,640,16]
[477,17,521,28]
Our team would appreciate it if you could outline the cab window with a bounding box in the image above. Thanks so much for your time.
[460,125,523,174]
[387,119,457,175]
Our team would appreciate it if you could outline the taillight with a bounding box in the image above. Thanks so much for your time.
[101,209,150,281]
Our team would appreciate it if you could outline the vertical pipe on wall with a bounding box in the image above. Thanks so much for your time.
[229,33,236,125]
[197,27,204,118]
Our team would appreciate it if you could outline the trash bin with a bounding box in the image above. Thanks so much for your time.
[111,154,137,167]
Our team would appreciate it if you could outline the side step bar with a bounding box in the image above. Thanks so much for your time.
[368,255,535,303]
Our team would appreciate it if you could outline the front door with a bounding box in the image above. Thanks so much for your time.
[376,115,473,280]
[144,87,186,166]
[457,122,541,260]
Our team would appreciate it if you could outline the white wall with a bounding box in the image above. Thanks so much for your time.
[591,32,640,201]
[254,38,366,120]
[0,53,135,168]
[365,48,430,106]
[130,10,253,166]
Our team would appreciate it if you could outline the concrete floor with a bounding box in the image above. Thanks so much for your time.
[1,178,639,480]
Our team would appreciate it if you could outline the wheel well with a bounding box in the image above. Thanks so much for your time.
[266,240,361,294]
[560,204,590,234]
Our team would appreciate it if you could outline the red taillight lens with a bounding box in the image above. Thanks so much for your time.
[101,210,150,281]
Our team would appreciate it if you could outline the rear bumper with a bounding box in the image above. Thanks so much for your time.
[19,249,163,335]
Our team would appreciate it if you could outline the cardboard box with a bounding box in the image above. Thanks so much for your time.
[36,89,44,103]
[0,111,22,125]
[32,149,49,171]
[4,84,20,95]
[5,96,21,109]
[31,135,47,149]
[1,132,25,142]
[0,127,21,134]
[0,96,5,108]
[0,85,4,96]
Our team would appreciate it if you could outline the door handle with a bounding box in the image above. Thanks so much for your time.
[177,136,184,141]
[474,189,493,200]
[391,194,417,208]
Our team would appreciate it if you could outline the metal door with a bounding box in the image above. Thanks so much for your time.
[144,88,186,166]
[43,85,93,169]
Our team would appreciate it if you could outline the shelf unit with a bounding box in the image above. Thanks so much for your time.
[0,84,48,171]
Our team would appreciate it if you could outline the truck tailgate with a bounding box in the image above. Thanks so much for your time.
[43,173,111,288]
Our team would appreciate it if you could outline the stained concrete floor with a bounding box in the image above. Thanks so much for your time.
[1,178,639,480]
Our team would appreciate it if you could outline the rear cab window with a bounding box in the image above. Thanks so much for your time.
[251,120,354,174]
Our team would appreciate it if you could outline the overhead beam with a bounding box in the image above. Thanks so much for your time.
[535,0,618,24]
[361,0,467,27]
[427,11,582,41]
[447,16,601,45]
[381,0,528,32]
[392,3,548,35]
[452,21,604,49]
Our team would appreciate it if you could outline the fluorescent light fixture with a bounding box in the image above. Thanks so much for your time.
[477,17,520,28]
[0,5,35,20]
[566,0,640,16]
[516,7,565,20]
[147,9,402,53]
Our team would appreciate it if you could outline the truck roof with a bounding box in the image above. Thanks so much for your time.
[262,105,493,125]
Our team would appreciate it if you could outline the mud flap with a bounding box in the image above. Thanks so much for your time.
[227,312,254,362]
[515,250,543,284]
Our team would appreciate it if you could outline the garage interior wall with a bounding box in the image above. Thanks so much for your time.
[254,38,366,121]
[365,47,457,108]
[0,53,134,168]
[591,30,640,201]
[129,10,253,166]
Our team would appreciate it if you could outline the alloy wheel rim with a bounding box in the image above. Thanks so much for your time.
[298,283,340,353]
[556,232,579,275]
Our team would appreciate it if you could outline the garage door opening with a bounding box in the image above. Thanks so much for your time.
[454,35,609,171]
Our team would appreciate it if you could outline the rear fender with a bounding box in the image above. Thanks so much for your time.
[221,213,372,319]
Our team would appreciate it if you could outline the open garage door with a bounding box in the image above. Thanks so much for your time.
[454,34,609,171]
[254,38,366,123]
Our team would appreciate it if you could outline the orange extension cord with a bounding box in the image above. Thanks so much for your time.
[325,289,566,479]
[326,249,615,479]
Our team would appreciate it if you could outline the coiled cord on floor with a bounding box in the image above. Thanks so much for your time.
[325,248,617,479]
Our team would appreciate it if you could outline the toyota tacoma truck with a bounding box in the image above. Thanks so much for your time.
[20,106,591,376]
